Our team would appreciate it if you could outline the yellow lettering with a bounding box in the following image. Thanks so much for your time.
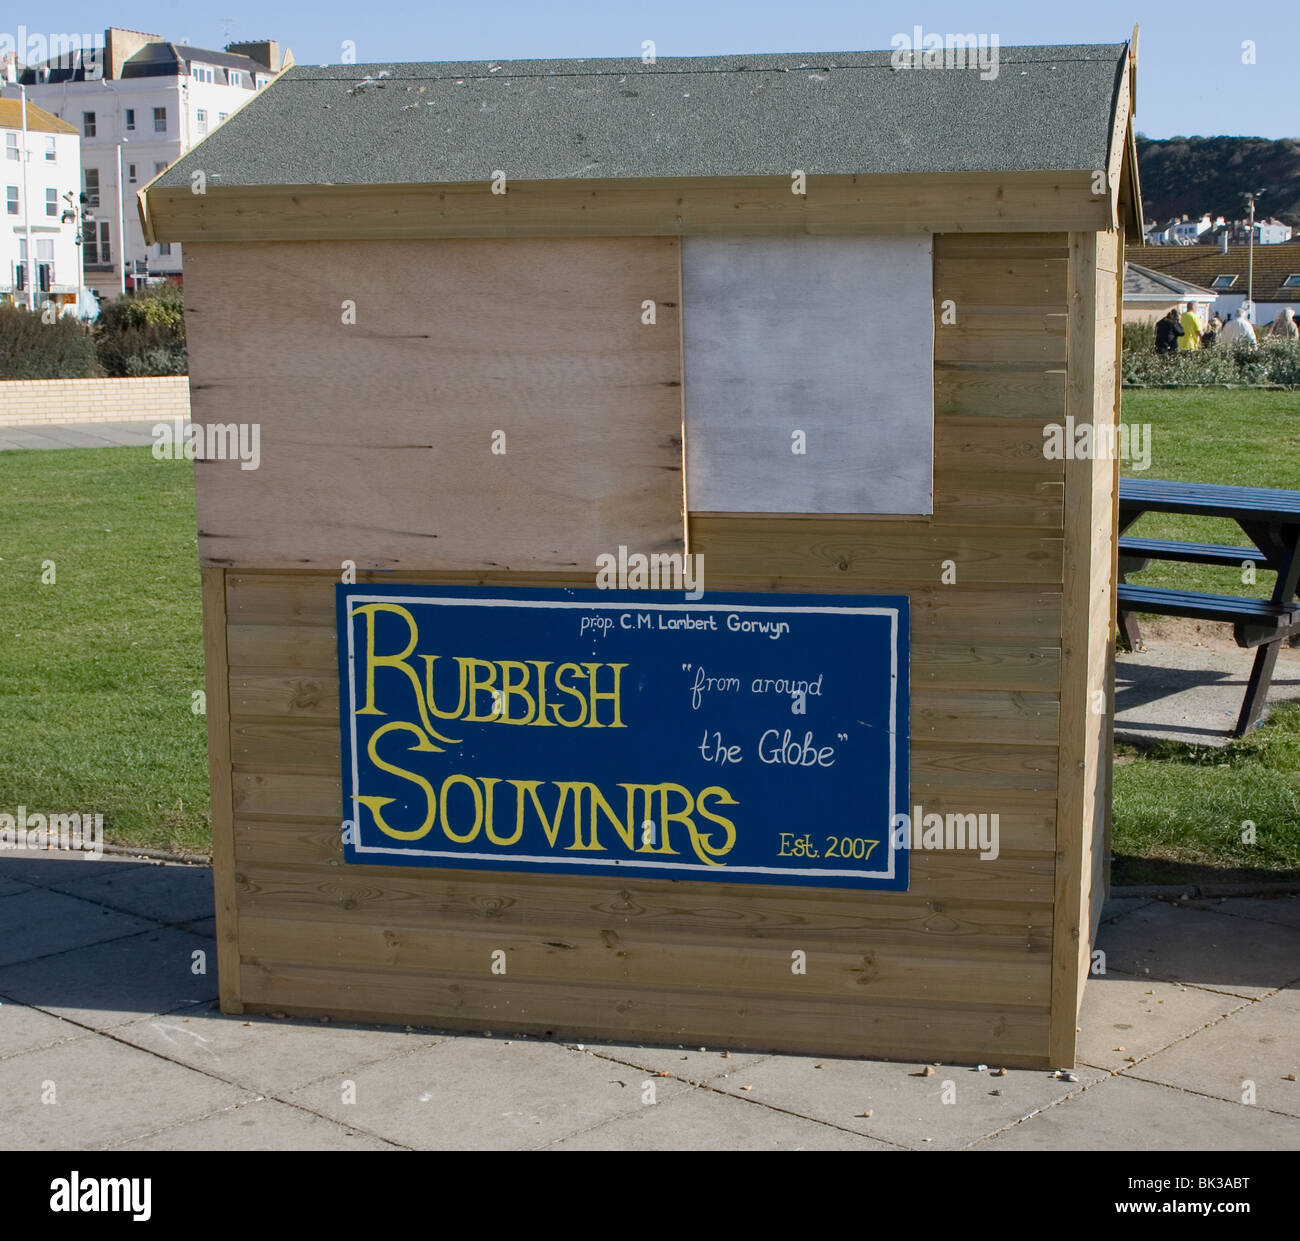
[549,663,589,727]
[357,720,440,840]
[583,662,626,727]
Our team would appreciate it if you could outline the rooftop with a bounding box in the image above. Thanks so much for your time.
[153,43,1131,190]
[0,97,79,135]
[1131,242,1300,303]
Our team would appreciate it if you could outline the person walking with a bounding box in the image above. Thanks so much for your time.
[1268,306,1299,339]
[1177,302,1201,350]
[1154,307,1183,353]
[1220,304,1258,348]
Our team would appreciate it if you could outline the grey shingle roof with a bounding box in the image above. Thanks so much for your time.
[1124,262,1216,301]
[153,44,1129,190]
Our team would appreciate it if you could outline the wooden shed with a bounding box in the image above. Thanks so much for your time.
[142,38,1142,1069]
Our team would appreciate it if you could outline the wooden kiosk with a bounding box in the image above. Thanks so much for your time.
[142,39,1142,1069]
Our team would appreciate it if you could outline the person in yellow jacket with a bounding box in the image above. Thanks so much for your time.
[1177,303,1201,350]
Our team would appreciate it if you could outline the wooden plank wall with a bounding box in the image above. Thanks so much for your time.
[201,231,1083,1067]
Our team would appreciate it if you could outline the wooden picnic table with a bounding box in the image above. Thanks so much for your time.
[1117,478,1300,736]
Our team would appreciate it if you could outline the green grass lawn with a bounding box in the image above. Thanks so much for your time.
[1113,388,1300,884]
[0,446,209,852]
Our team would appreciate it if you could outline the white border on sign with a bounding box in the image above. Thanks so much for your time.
[342,594,902,881]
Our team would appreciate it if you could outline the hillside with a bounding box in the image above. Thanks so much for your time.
[1136,135,1300,227]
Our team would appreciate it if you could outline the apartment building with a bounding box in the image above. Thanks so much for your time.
[21,27,291,298]
[0,96,82,312]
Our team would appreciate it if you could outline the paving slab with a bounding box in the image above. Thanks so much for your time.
[114,1097,400,1151]
[1127,987,1300,1118]
[1095,899,1300,997]
[0,927,217,1029]
[974,1072,1300,1151]
[547,1080,895,1150]
[0,853,139,887]
[0,419,168,450]
[0,1002,93,1060]
[1208,895,1300,930]
[113,1009,441,1095]
[1115,643,1300,747]
[40,861,215,925]
[1098,896,1154,924]
[1076,974,1252,1073]
[707,1053,1106,1150]
[0,1032,253,1150]
[284,1034,696,1150]
[0,888,152,968]
[577,1040,770,1081]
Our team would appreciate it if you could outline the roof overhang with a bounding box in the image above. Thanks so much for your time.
[140,169,1114,244]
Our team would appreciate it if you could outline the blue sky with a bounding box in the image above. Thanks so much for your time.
[9,1,1299,138]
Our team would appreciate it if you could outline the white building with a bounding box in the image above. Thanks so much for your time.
[20,28,291,299]
[0,95,82,313]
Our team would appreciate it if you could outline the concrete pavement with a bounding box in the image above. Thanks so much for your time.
[0,418,166,452]
[2,852,1296,1151]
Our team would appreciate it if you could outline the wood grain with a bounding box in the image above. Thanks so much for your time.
[185,237,685,571]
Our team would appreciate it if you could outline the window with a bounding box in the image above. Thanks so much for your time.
[1282,275,1300,289]
[218,112,228,123]
[4,133,17,161]
[1212,275,1239,290]
[157,242,172,256]
[6,185,18,215]
[83,111,96,137]
[44,136,56,162]
[83,220,111,266]
[45,187,57,217]
[84,168,100,208]
[190,64,214,83]
[256,75,269,88]
[227,70,242,86]
[37,238,53,289]
[196,108,208,134]
[154,161,168,176]
[153,107,167,133]
[128,163,137,184]
[125,108,135,131]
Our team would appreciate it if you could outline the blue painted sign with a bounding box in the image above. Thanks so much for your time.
[337,586,909,890]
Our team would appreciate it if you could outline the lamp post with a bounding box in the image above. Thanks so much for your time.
[1245,190,1264,324]
[16,84,37,310]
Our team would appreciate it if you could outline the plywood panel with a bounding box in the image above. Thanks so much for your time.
[681,235,933,514]
[184,237,685,571]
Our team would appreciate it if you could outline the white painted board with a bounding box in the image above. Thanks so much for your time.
[682,235,934,514]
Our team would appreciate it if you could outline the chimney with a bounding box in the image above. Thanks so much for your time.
[105,27,164,80]
[225,40,283,72]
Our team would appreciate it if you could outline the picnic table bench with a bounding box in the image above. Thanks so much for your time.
[1118,478,1300,736]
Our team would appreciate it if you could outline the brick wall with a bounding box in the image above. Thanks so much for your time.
[0,377,191,427]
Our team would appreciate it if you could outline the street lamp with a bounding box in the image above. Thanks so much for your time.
[1245,190,1265,323]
